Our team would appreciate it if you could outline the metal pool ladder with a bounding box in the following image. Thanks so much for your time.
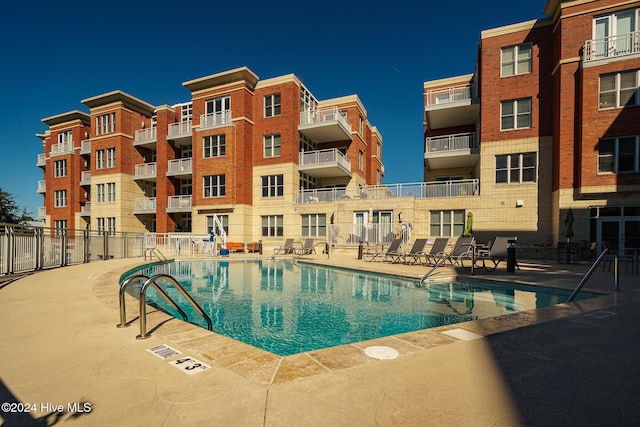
[118,274,212,339]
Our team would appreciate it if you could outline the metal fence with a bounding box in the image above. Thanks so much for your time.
[0,223,145,275]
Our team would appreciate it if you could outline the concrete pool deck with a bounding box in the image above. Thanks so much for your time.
[1,254,639,426]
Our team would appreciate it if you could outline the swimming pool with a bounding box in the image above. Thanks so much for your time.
[121,259,596,356]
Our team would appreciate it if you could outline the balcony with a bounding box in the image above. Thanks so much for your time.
[134,197,156,214]
[80,202,91,217]
[424,132,479,170]
[167,121,192,146]
[199,110,232,130]
[583,31,640,62]
[80,139,91,155]
[166,158,192,177]
[295,179,479,204]
[134,127,157,148]
[37,207,46,220]
[167,195,192,213]
[134,163,157,181]
[80,171,91,186]
[299,107,352,143]
[37,153,46,167]
[50,141,74,156]
[298,149,352,178]
[424,84,479,129]
[37,180,46,193]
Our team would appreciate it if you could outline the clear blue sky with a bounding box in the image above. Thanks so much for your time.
[0,0,546,216]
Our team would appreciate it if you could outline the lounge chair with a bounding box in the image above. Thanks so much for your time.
[400,238,429,264]
[274,238,295,255]
[475,236,518,271]
[442,236,475,266]
[423,237,450,266]
[296,239,316,255]
[362,238,403,262]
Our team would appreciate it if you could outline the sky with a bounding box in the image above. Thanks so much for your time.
[0,0,546,216]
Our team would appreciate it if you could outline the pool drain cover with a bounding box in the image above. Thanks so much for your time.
[364,346,399,360]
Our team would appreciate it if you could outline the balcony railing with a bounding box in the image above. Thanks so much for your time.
[37,207,46,219]
[300,149,351,169]
[37,180,46,193]
[425,132,478,153]
[300,106,351,129]
[167,121,192,139]
[425,85,472,106]
[583,31,640,61]
[200,110,232,129]
[166,158,192,176]
[80,202,91,217]
[50,142,74,156]
[135,127,157,144]
[295,179,479,204]
[167,195,192,212]
[134,197,156,214]
[80,171,91,186]
[36,153,46,167]
[134,163,157,180]
[80,139,91,155]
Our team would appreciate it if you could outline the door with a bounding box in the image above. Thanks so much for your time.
[598,217,640,254]
[594,15,612,58]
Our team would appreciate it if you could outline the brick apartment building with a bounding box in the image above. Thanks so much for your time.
[36,67,385,250]
[37,0,640,254]
[423,0,640,253]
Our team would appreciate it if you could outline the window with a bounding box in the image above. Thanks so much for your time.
[264,134,281,158]
[97,217,105,232]
[96,149,105,169]
[54,190,67,207]
[96,112,116,135]
[97,217,116,234]
[261,215,283,237]
[106,148,116,168]
[181,103,192,122]
[203,134,226,158]
[96,184,105,203]
[358,150,364,170]
[107,183,116,202]
[496,153,537,183]
[53,220,66,235]
[107,217,116,234]
[262,175,283,197]
[359,116,364,134]
[264,93,281,117]
[206,215,229,234]
[57,130,72,144]
[501,98,531,130]
[180,178,192,195]
[54,160,66,177]
[301,214,326,237]
[203,175,226,197]
[592,9,640,59]
[599,70,639,109]
[430,210,465,237]
[501,43,532,77]
[204,97,230,126]
[598,136,640,173]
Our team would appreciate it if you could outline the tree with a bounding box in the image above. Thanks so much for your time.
[0,187,34,224]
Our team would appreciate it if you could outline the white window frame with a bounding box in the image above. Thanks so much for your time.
[261,215,283,237]
[203,175,226,198]
[54,190,67,207]
[203,134,226,158]
[96,184,105,203]
[264,93,281,117]
[107,182,116,202]
[264,134,281,158]
[206,215,229,234]
[598,136,640,173]
[301,213,326,237]
[430,210,465,237]
[261,175,283,197]
[57,130,72,144]
[106,147,116,168]
[96,112,116,135]
[599,70,639,109]
[495,153,537,184]
[501,98,532,130]
[53,220,66,235]
[96,149,105,169]
[54,159,66,177]
[501,43,532,77]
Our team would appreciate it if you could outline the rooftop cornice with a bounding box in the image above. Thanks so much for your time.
[81,90,155,116]
[41,110,91,127]
[183,66,259,93]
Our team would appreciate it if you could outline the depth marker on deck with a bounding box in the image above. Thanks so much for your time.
[147,344,181,359]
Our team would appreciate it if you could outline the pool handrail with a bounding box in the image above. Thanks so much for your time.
[137,274,213,339]
[566,248,614,303]
[118,273,189,329]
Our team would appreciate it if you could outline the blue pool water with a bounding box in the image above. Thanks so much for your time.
[121,259,596,356]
